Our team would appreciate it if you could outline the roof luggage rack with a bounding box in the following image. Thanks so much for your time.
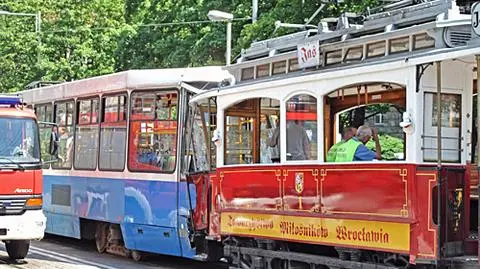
[237,0,457,62]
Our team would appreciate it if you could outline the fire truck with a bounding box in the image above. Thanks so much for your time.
[0,95,56,260]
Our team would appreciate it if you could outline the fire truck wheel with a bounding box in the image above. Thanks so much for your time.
[5,240,30,260]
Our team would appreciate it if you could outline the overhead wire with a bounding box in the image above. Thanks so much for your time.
[0,17,251,34]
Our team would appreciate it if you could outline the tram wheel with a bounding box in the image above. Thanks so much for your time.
[131,250,143,262]
[95,222,109,253]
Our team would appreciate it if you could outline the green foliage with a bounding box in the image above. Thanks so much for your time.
[0,0,124,92]
[366,134,404,160]
[0,0,382,92]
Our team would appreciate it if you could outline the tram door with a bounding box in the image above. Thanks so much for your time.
[423,92,469,256]
[422,92,461,163]
[183,96,216,233]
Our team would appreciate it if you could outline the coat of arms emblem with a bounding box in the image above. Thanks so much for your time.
[295,172,304,194]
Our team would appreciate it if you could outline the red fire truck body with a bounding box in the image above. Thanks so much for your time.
[0,96,48,260]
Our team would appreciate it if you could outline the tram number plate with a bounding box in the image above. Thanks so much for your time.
[473,2,480,36]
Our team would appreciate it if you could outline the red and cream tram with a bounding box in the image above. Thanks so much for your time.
[186,0,480,268]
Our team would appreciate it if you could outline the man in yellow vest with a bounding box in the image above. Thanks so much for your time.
[326,126,357,162]
[335,125,382,162]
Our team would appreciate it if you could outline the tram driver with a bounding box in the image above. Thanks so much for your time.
[334,125,382,162]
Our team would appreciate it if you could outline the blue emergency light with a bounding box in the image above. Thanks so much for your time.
[0,95,22,106]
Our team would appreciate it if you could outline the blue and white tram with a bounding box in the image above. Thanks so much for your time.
[21,67,232,260]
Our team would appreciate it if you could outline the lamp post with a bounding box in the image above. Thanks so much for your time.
[208,10,233,66]
[0,10,41,65]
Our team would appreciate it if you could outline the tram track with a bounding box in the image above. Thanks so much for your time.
[0,235,228,268]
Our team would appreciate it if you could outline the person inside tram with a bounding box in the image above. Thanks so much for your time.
[326,126,357,162]
[286,120,311,161]
[334,125,382,162]
[50,125,59,157]
[260,113,273,163]
[267,117,280,163]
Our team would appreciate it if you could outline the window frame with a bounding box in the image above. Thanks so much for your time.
[422,92,462,163]
[73,96,100,171]
[224,99,259,165]
[34,103,54,168]
[127,89,180,174]
[98,92,128,172]
[284,94,318,162]
[52,99,75,170]
[374,113,384,125]
[366,41,386,58]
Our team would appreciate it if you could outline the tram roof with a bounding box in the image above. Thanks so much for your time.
[190,43,480,104]
[191,0,480,103]
[20,66,233,103]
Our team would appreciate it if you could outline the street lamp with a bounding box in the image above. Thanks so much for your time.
[208,10,233,66]
[0,10,41,65]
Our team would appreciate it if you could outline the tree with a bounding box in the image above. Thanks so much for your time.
[0,0,124,92]
[366,134,404,160]
[116,0,381,70]
[339,104,393,130]
[0,0,383,92]
[39,0,124,82]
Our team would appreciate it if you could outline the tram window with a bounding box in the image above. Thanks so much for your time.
[272,61,286,75]
[225,116,254,165]
[285,95,317,161]
[344,46,363,62]
[260,98,280,164]
[74,98,100,170]
[256,64,269,78]
[119,95,126,121]
[241,67,254,81]
[413,33,435,50]
[473,94,478,164]
[325,50,342,65]
[46,104,53,122]
[35,104,54,168]
[187,105,210,171]
[186,99,217,171]
[205,99,217,169]
[52,101,74,169]
[367,41,386,58]
[423,93,461,163]
[129,91,178,173]
[99,95,127,171]
[389,36,410,54]
[288,58,299,72]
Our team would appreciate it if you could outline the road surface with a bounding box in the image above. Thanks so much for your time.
[0,235,227,269]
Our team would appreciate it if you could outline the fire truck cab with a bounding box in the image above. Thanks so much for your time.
[0,95,56,260]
